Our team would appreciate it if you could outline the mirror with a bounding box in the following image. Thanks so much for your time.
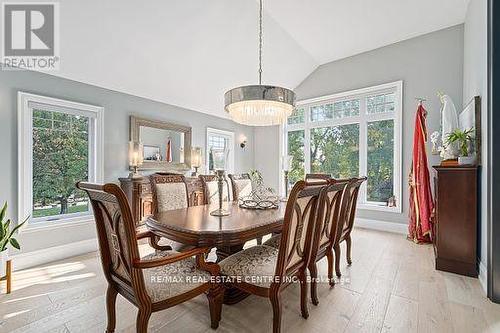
[130,116,192,171]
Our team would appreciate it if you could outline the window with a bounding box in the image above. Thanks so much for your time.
[283,81,402,212]
[206,128,234,174]
[19,92,104,225]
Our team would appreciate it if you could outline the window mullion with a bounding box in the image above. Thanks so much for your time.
[359,98,368,204]
[304,108,311,174]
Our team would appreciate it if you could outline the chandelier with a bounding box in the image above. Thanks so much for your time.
[224,0,296,126]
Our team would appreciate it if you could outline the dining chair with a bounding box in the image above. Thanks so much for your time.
[308,179,350,304]
[228,173,252,200]
[228,173,264,245]
[76,182,223,333]
[149,173,194,252]
[199,174,232,204]
[217,180,328,333]
[332,177,367,278]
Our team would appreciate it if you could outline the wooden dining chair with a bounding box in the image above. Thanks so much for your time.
[199,174,232,204]
[217,180,328,333]
[332,177,367,278]
[76,182,223,333]
[228,173,252,200]
[308,179,350,304]
[148,173,195,252]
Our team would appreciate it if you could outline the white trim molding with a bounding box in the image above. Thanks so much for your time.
[10,238,98,271]
[355,217,407,235]
[18,92,104,230]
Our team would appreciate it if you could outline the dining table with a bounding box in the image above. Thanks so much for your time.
[145,201,287,304]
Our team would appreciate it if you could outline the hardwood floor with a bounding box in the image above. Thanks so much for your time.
[1,228,500,332]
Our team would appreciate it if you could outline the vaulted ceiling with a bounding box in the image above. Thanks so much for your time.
[52,0,469,119]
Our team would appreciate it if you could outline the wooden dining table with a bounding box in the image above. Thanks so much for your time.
[145,201,286,304]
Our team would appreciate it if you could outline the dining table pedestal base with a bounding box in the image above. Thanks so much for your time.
[215,244,251,304]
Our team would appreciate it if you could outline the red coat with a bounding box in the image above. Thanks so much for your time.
[408,104,434,243]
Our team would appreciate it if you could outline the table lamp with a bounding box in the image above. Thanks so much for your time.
[129,141,144,178]
[191,147,202,176]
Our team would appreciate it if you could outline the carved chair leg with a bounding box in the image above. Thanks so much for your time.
[136,308,151,333]
[346,235,352,265]
[334,244,341,278]
[256,236,263,245]
[309,264,319,305]
[270,292,282,333]
[326,248,335,287]
[207,286,224,329]
[105,286,118,333]
[299,269,309,319]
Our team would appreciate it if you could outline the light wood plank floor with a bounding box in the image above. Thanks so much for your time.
[1,228,500,333]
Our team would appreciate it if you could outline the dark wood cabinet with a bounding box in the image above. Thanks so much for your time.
[432,165,478,277]
[119,176,205,225]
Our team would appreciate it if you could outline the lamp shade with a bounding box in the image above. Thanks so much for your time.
[224,85,295,126]
[129,141,144,167]
[191,147,202,168]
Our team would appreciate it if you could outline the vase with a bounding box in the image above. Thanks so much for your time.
[0,248,8,277]
[458,156,475,165]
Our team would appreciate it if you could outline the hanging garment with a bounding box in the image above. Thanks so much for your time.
[408,103,434,243]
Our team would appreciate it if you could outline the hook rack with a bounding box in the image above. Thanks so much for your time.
[415,97,427,104]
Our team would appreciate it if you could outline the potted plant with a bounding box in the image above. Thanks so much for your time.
[0,202,28,276]
[445,128,475,165]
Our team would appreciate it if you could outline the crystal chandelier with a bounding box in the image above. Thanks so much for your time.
[224,0,296,126]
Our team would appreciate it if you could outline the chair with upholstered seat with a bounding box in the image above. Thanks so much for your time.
[149,173,194,252]
[332,177,367,278]
[199,174,232,204]
[308,179,350,304]
[228,173,252,200]
[228,173,264,245]
[77,182,223,333]
[217,180,328,333]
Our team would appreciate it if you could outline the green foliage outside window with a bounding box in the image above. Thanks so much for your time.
[310,124,359,178]
[32,109,90,218]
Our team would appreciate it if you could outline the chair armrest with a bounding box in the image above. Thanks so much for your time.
[196,253,220,276]
[133,247,210,269]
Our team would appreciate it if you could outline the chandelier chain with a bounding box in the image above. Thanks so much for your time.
[259,0,263,85]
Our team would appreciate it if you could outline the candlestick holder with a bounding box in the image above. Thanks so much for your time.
[281,170,289,202]
[210,169,230,216]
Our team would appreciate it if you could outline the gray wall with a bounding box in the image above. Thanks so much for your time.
[255,25,464,224]
[463,0,488,275]
[0,69,255,254]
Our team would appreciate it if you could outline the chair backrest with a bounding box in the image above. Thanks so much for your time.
[76,182,144,293]
[305,173,330,181]
[310,179,350,263]
[228,173,252,200]
[199,174,232,204]
[334,177,367,243]
[150,173,189,214]
[273,180,328,281]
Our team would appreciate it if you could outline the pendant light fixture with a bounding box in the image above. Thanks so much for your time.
[224,0,296,126]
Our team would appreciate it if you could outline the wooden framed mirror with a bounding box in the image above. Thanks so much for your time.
[130,116,192,171]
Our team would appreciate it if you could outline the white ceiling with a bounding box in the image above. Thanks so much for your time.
[48,0,469,119]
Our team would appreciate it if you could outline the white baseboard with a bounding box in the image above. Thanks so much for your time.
[10,238,98,271]
[355,218,407,235]
[479,260,487,295]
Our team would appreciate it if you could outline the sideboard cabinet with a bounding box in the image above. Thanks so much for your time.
[432,165,478,277]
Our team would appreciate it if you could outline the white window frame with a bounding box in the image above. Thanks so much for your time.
[18,92,104,230]
[206,127,235,174]
[281,81,403,213]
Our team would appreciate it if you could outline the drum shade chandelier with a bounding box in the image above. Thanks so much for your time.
[224,0,296,126]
